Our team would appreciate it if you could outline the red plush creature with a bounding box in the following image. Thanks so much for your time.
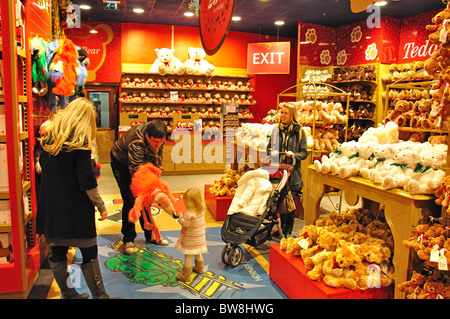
[129,163,178,243]
[48,38,79,97]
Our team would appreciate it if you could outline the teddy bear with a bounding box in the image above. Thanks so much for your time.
[416,281,445,299]
[150,48,185,75]
[381,148,421,190]
[426,7,450,45]
[398,271,427,296]
[406,147,446,195]
[435,175,450,207]
[183,47,215,76]
[364,144,398,184]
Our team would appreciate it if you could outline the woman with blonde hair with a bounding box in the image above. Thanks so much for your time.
[175,187,208,281]
[267,102,308,238]
[36,98,113,299]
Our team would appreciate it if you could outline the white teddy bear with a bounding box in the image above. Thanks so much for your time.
[406,144,446,194]
[381,149,421,190]
[339,141,377,179]
[150,48,185,75]
[364,144,398,184]
[184,47,215,76]
[358,121,399,145]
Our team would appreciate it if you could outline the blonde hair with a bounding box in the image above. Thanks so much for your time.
[183,188,206,214]
[279,102,300,125]
[40,98,97,156]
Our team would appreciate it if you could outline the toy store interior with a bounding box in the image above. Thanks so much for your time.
[1,0,450,303]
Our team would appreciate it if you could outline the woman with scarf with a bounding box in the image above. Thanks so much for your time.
[267,102,308,238]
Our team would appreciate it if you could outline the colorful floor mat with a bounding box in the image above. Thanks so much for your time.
[68,227,287,299]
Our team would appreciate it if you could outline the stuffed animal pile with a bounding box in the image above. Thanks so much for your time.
[332,65,376,82]
[234,123,276,151]
[398,220,450,299]
[381,62,432,82]
[419,3,450,131]
[281,208,394,290]
[292,100,347,125]
[301,69,333,83]
[209,165,252,197]
[314,122,448,195]
[384,99,439,130]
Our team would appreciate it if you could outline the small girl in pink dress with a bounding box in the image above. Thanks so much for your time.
[175,188,208,281]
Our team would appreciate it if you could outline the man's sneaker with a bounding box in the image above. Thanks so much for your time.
[122,242,135,255]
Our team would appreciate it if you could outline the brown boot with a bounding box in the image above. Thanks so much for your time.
[176,266,193,281]
[193,259,204,274]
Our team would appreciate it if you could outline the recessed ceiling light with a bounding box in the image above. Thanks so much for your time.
[374,1,387,6]
[90,29,98,34]
[133,8,144,13]
[275,20,285,26]
[79,4,91,10]
[232,16,241,21]
[184,12,195,17]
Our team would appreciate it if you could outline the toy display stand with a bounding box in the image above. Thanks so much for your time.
[270,244,393,299]
[204,184,232,221]
[303,165,438,299]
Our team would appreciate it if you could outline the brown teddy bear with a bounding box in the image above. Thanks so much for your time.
[398,271,427,295]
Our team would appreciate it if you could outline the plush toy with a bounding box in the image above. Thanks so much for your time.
[128,163,178,243]
[30,36,48,96]
[435,175,450,206]
[426,7,450,45]
[398,271,427,296]
[150,48,185,75]
[184,47,215,76]
[48,38,79,97]
[381,149,421,190]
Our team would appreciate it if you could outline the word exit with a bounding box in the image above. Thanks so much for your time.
[247,42,290,74]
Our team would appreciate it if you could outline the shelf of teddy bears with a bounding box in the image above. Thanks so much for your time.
[384,80,448,136]
[119,72,256,134]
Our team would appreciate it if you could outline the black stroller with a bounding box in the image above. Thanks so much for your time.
[220,153,295,267]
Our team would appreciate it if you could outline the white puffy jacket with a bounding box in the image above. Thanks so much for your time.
[228,168,273,216]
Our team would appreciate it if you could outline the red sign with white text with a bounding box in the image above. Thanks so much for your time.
[247,42,291,74]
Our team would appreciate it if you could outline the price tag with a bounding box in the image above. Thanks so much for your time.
[438,249,448,271]
[297,238,309,250]
[440,19,450,43]
[54,60,63,72]
[430,244,440,263]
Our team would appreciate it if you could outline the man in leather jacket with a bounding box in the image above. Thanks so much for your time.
[110,120,168,254]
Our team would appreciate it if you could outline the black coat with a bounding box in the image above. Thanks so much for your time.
[267,123,308,192]
[36,149,98,240]
[110,122,163,176]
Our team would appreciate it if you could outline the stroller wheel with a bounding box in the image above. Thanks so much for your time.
[229,246,243,267]
[221,246,230,265]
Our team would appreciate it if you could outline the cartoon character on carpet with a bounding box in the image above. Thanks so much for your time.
[128,163,180,244]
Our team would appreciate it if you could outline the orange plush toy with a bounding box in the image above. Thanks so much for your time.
[48,38,79,97]
[129,163,179,244]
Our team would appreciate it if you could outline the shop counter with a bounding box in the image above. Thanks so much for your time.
[304,165,437,299]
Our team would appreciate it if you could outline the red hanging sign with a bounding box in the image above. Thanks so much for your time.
[199,0,236,55]
[247,42,291,74]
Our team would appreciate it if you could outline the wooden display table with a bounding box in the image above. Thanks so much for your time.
[304,165,438,299]
[270,244,393,299]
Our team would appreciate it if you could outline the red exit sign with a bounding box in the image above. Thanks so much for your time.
[247,42,290,74]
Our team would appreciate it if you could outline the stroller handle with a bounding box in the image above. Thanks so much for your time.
[261,152,296,172]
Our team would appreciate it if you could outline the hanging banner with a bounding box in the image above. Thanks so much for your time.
[247,42,291,74]
[199,0,236,55]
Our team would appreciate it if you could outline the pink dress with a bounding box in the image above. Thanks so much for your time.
[175,209,207,255]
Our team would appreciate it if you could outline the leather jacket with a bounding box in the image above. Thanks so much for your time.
[110,122,163,176]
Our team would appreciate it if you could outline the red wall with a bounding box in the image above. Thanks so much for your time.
[67,22,297,123]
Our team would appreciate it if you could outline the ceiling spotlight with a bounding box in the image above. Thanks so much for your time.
[374,1,387,6]
[232,16,241,21]
[184,12,195,17]
[275,20,285,26]
[90,29,98,34]
[79,4,91,10]
[133,8,144,13]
